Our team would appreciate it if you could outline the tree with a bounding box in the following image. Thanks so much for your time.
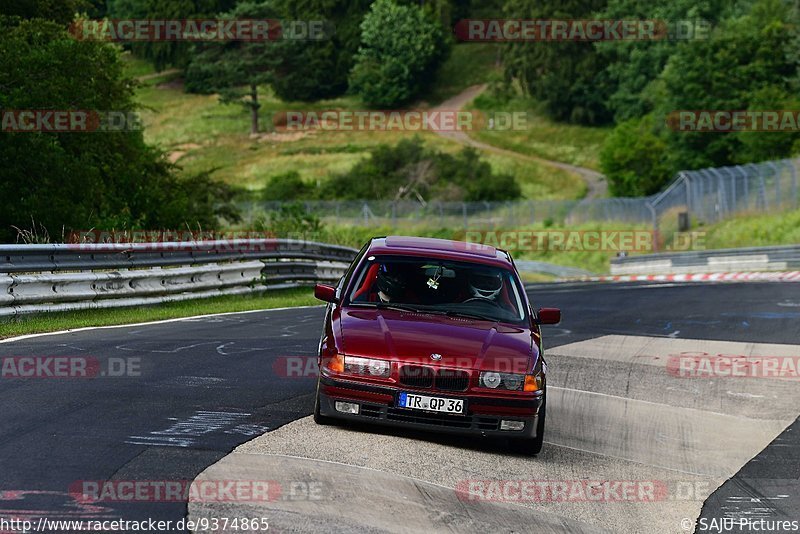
[268,0,373,101]
[107,0,237,71]
[657,0,800,170]
[600,114,672,196]
[2,0,87,26]
[185,1,282,134]
[596,0,733,122]
[502,0,613,125]
[349,0,449,108]
[0,16,238,242]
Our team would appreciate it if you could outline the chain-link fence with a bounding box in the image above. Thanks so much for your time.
[238,158,799,232]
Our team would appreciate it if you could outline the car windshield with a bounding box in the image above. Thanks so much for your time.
[346,255,528,325]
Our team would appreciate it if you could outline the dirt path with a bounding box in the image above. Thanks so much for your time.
[135,68,180,82]
[433,84,608,200]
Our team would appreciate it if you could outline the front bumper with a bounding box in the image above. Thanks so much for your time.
[318,375,544,438]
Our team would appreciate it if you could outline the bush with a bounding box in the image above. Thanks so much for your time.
[320,137,520,202]
[263,202,321,236]
[262,171,312,201]
[600,115,672,196]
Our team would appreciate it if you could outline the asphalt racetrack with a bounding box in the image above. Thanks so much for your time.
[1,281,799,533]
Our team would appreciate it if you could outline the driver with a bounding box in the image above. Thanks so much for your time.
[376,266,405,303]
[467,271,503,301]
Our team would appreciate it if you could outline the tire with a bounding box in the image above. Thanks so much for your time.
[313,377,335,425]
[509,399,545,456]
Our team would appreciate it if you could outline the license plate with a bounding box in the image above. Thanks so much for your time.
[398,392,465,414]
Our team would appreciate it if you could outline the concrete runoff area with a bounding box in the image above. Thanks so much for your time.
[188,335,800,533]
[189,454,605,534]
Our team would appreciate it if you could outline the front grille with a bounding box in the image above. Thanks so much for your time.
[387,408,499,430]
[434,369,470,391]
[399,365,434,388]
[399,365,471,392]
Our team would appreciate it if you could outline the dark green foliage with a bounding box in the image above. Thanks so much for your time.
[268,0,373,101]
[0,17,238,242]
[184,1,282,133]
[597,0,733,122]
[0,0,88,26]
[349,0,450,108]
[263,171,312,200]
[261,201,322,236]
[319,137,520,202]
[600,114,672,196]
[107,0,236,71]
[656,0,800,170]
[502,0,612,125]
[598,0,800,194]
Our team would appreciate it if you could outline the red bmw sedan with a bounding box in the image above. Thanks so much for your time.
[312,236,560,454]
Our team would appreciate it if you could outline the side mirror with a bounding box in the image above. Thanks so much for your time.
[314,283,338,303]
[536,307,561,325]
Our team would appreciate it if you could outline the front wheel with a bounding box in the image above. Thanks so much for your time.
[509,399,545,455]
[313,377,335,425]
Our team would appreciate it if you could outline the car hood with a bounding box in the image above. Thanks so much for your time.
[338,307,535,372]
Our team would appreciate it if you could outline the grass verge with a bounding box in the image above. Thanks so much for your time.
[0,287,318,340]
[468,94,611,171]
[124,52,583,200]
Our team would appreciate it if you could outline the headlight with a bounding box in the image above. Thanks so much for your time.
[344,356,391,378]
[480,372,502,388]
[479,371,543,391]
[479,371,525,390]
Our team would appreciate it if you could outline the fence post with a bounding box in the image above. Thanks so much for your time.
[757,164,768,210]
[767,162,780,208]
[725,167,736,213]
[646,200,658,252]
[709,168,726,220]
[741,166,750,210]
[683,175,691,214]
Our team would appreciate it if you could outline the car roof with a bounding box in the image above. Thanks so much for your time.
[368,236,512,268]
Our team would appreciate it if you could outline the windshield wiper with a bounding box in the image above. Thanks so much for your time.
[421,309,498,322]
[350,302,422,313]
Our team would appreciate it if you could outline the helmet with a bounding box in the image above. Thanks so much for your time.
[469,271,503,299]
[376,268,405,301]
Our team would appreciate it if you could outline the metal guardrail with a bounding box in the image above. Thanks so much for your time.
[514,260,595,278]
[610,245,800,275]
[0,240,358,317]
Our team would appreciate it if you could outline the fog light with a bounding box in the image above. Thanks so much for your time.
[335,401,360,414]
[500,420,525,431]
